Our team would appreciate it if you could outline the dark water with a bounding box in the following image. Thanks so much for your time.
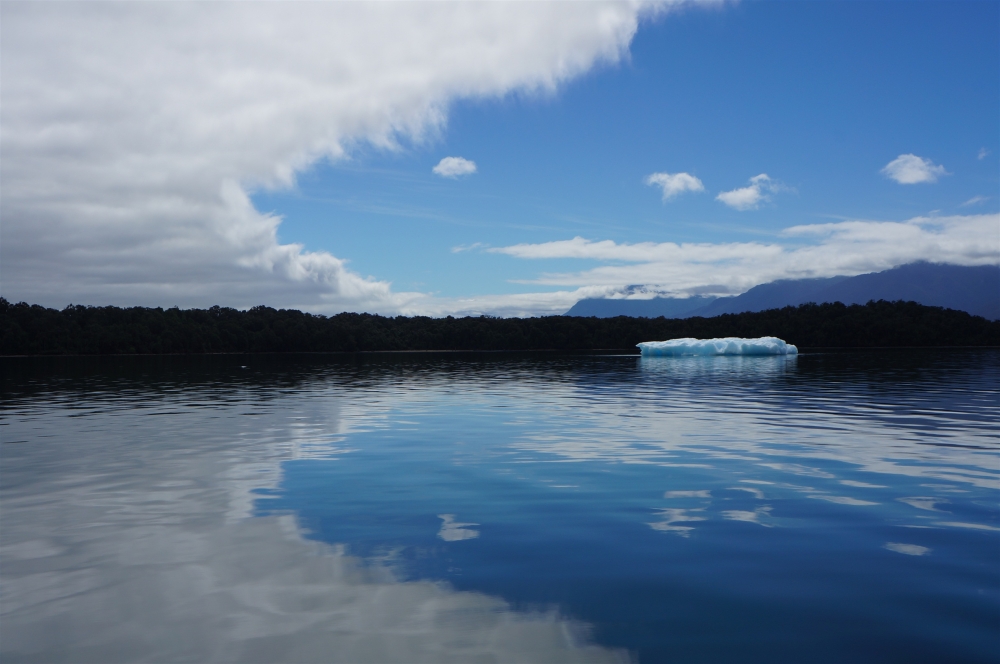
[1,350,998,663]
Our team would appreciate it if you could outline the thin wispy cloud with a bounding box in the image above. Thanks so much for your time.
[452,242,488,253]
[433,157,477,178]
[881,154,947,184]
[645,172,705,200]
[978,147,990,160]
[961,195,989,207]
[716,174,784,211]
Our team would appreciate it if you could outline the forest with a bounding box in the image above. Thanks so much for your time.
[1,298,997,355]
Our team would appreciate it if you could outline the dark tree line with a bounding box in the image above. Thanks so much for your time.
[1,298,997,356]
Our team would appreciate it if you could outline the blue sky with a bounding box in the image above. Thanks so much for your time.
[253,1,998,300]
[3,1,997,315]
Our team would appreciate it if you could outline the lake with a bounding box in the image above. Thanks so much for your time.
[1,350,998,663]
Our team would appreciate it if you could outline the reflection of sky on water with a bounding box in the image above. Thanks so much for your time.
[2,350,998,662]
[503,353,999,500]
[0,384,624,663]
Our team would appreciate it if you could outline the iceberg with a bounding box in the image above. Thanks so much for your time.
[637,336,798,357]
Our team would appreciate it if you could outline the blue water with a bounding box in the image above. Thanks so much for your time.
[1,351,998,663]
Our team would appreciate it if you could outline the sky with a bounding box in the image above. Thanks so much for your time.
[2,0,998,316]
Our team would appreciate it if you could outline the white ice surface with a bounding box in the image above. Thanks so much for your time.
[637,337,798,357]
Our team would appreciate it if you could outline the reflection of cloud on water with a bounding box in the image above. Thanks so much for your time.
[5,354,998,658]
[651,491,713,536]
[729,486,765,499]
[766,482,880,507]
[884,542,930,556]
[3,515,625,663]
[759,463,835,479]
[809,495,879,506]
[919,483,968,494]
[721,506,773,527]
[654,487,776,534]
[934,521,1000,532]
[898,497,947,512]
[498,359,998,504]
[663,490,710,498]
[437,514,480,541]
[648,508,706,537]
[505,355,998,493]
[1,396,625,664]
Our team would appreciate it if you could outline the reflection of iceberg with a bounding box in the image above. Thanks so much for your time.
[637,337,798,357]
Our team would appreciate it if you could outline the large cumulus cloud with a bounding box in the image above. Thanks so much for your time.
[1,0,683,313]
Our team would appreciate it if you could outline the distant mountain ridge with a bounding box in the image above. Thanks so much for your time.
[564,263,1000,320]
[564,295,718,319]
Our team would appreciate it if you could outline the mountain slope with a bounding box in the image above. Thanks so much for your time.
[817,263,999,319]
[564,263,1000,320]
[564,296,717,318]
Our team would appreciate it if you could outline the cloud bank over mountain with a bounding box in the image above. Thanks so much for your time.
[1,0,687,314]
[374,213,995,319]
[488,213,998,303]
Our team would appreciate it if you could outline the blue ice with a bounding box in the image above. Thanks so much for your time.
[637,337,798,357]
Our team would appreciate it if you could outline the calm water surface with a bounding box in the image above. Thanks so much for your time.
[1,350,998,663]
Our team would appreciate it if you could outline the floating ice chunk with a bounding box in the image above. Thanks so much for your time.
[637,336,798,357]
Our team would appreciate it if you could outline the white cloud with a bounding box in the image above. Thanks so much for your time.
[407,285,624,318]
[881,154,948,184]
[961,195,990,207]
[483,214,999,310]
[715,173,782,210]
[433,156,477,178]
[1,1,705,313]
[451,242,487,254]
[645,171,704,200]
[716,185,763,210]
[978,147,990,160]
